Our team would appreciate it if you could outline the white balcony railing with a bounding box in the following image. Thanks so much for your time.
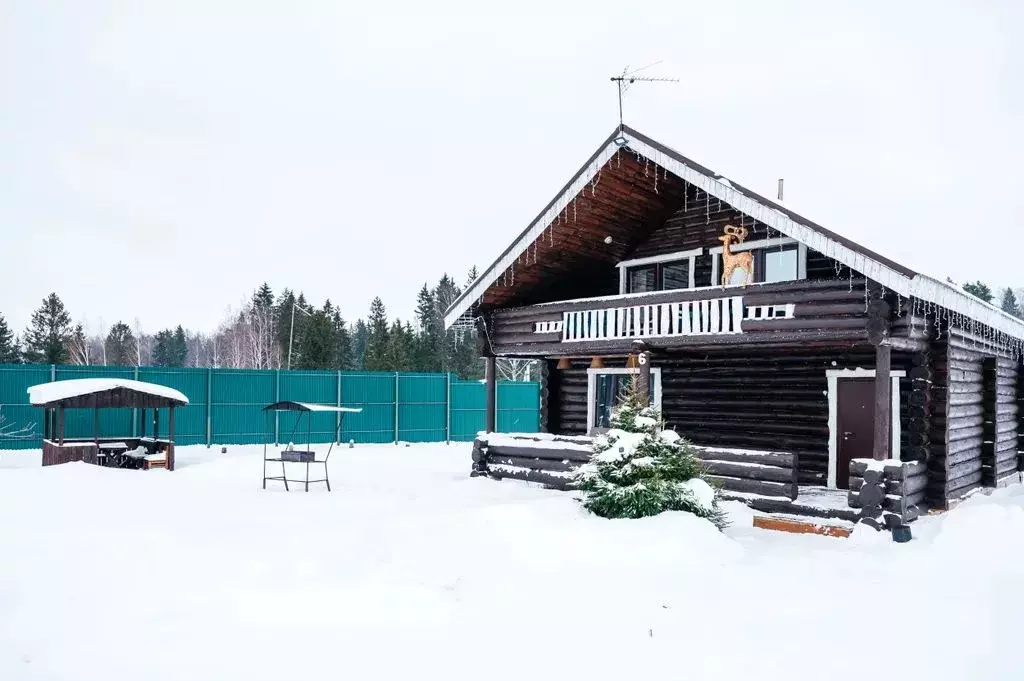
[561,296,744,342]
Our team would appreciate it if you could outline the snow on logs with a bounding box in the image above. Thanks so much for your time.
[848,459,927,526]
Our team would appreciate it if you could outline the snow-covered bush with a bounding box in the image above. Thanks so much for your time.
[575,379,726,529]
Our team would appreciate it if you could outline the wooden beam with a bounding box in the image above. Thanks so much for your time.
[485,356,497,433]
[873,342,892,461]
[168,407,175,472]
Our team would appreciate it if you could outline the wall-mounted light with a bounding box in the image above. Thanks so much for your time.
[589,356,606,369]
[603,236,613,245]
[556,357,572,370]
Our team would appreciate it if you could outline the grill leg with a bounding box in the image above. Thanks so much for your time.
[281,461,289,491]
[305,461,309,492]
[325,462,331,492]
[262,458,266,489]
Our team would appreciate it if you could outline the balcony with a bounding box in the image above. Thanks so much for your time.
[488,279,870,355]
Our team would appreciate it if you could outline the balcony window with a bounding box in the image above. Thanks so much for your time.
[627,265,658,293]
[758,244,799,284]
[661,261,690,290]
[617,248,703,295]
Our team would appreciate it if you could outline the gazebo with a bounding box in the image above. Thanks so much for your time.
[28,378,190,471]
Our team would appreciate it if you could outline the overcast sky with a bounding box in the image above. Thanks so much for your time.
[2,1,1022,335]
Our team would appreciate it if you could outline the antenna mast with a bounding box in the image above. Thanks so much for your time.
[609,63,678,129]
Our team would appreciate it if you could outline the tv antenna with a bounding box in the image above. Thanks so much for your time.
[610,62,678,130]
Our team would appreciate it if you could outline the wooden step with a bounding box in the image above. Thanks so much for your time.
[752,514,852,538]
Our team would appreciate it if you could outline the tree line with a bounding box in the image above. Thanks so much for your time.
[0,269,485,379]
[961,281,1024,318]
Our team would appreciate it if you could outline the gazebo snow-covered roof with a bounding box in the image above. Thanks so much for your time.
[28,378,190,409]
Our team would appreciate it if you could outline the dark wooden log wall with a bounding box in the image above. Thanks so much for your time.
[550,347,915,486]
[928,325,1021,507]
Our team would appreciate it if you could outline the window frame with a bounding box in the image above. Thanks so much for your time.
[617,248,703,294]
[586,367,663,434]
[709,237,807,287]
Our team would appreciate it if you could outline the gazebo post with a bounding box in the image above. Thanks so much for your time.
[58,407,65,446]
[154,409,160,440]
[140,408,147,438]
[168,406,175,472]
[93,407,100,445]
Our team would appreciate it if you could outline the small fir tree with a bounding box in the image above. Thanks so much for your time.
[576,380,727,529]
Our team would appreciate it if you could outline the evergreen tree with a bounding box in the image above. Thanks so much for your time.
[413,284,440,371]
[274,289,296,365]
[253,282,275,313]
[332,308,354,370]
[963,280,994,303]
[351,319,369,370]
[153,329,174,366]
[363,297,390,370]
[171,326,188,366]
[22,293,72,364]
[383,319,412,371]
[465,265,479,286]
[576,380,726,528]
[295,302,338,369]
[999,287,1021,318]
[104,321,137,366]
[0,313,19,364]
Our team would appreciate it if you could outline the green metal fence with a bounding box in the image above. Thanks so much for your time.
[0,364,540,450]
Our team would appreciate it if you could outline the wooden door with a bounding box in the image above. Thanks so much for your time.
[836,378,876,489]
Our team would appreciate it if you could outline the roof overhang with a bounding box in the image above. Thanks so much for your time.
[445,125,1024,340]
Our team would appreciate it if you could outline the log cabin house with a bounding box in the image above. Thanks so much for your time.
[447,125,1024,524]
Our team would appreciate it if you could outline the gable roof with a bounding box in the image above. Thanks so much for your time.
[445,125,1024,340]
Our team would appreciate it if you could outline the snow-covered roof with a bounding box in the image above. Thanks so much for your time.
[28,378,189,406]
[444,125,1024,340]
[262,401,362,413]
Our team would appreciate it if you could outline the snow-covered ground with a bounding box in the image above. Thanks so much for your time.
[1,442,1023,681]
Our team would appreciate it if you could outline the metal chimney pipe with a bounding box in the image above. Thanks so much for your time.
[777,179,784,201]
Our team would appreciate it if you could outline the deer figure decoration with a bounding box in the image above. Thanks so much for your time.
[719,224,754,287]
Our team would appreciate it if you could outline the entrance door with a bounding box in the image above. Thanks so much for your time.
[836,378,876,489]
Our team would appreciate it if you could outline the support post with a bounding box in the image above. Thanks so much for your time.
[873,343,892,461]
[93,408,100,445]
[867,283,893,462]
[445,372,451,443]
[336,370,342,444]
[132,366,139,438]
[154,409,160,440]
[632,340,651,405]
[58,407,64,446]
[394,372,400,444]
[140,408,147,438]
[206,367,213,447]
[274,369,280,445]
[168,406,175,471]
[485,356,497,433]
